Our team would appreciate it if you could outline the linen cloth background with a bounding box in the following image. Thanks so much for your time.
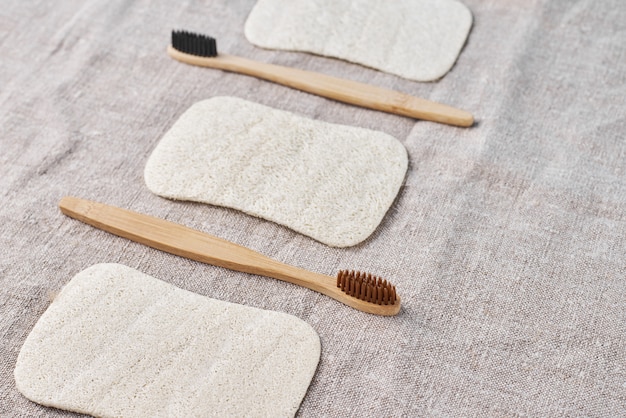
[1,0,625,416]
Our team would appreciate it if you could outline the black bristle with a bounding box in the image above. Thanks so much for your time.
[171,30,218,57]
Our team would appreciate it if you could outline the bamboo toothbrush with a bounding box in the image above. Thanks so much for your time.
[59,197,401,316]
[168,30,473,128]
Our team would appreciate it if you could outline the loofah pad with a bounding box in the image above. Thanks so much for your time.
[144,97,408,247]
[244,0,473,82]
[15,263,320,418]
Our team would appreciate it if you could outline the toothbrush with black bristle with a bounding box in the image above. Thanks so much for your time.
[168,30,474,127]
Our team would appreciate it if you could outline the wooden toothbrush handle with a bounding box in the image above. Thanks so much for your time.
[59,196,334,292]
[60,196,401,316]
[167,46,473,127]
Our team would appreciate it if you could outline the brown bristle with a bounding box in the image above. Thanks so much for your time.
[336,270,397,305]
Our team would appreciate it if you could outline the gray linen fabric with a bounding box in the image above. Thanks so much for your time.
[1,0,625,416]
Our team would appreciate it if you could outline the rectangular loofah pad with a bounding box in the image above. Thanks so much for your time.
[144,96,408,247]
[244,0,472,82]
[14,263,320,418]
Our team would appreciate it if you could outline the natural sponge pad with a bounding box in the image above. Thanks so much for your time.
[244,0,473,81]
[144,96,408,247]
[15,263,320,418]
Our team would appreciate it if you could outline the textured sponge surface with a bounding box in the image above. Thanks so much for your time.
[144,97,408,247]
[15,263,321,418]
[244,0,473,81]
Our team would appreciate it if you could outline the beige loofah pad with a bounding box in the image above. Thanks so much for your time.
[144,96,408,247]
[15,263,320,418]
[244,0,473,82]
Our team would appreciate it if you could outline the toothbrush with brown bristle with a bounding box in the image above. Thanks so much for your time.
[59,197,401,316]
[167,30,473,128]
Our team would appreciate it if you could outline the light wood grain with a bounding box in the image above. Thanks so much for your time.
[59,197,401,316]
[167,46,473,127]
